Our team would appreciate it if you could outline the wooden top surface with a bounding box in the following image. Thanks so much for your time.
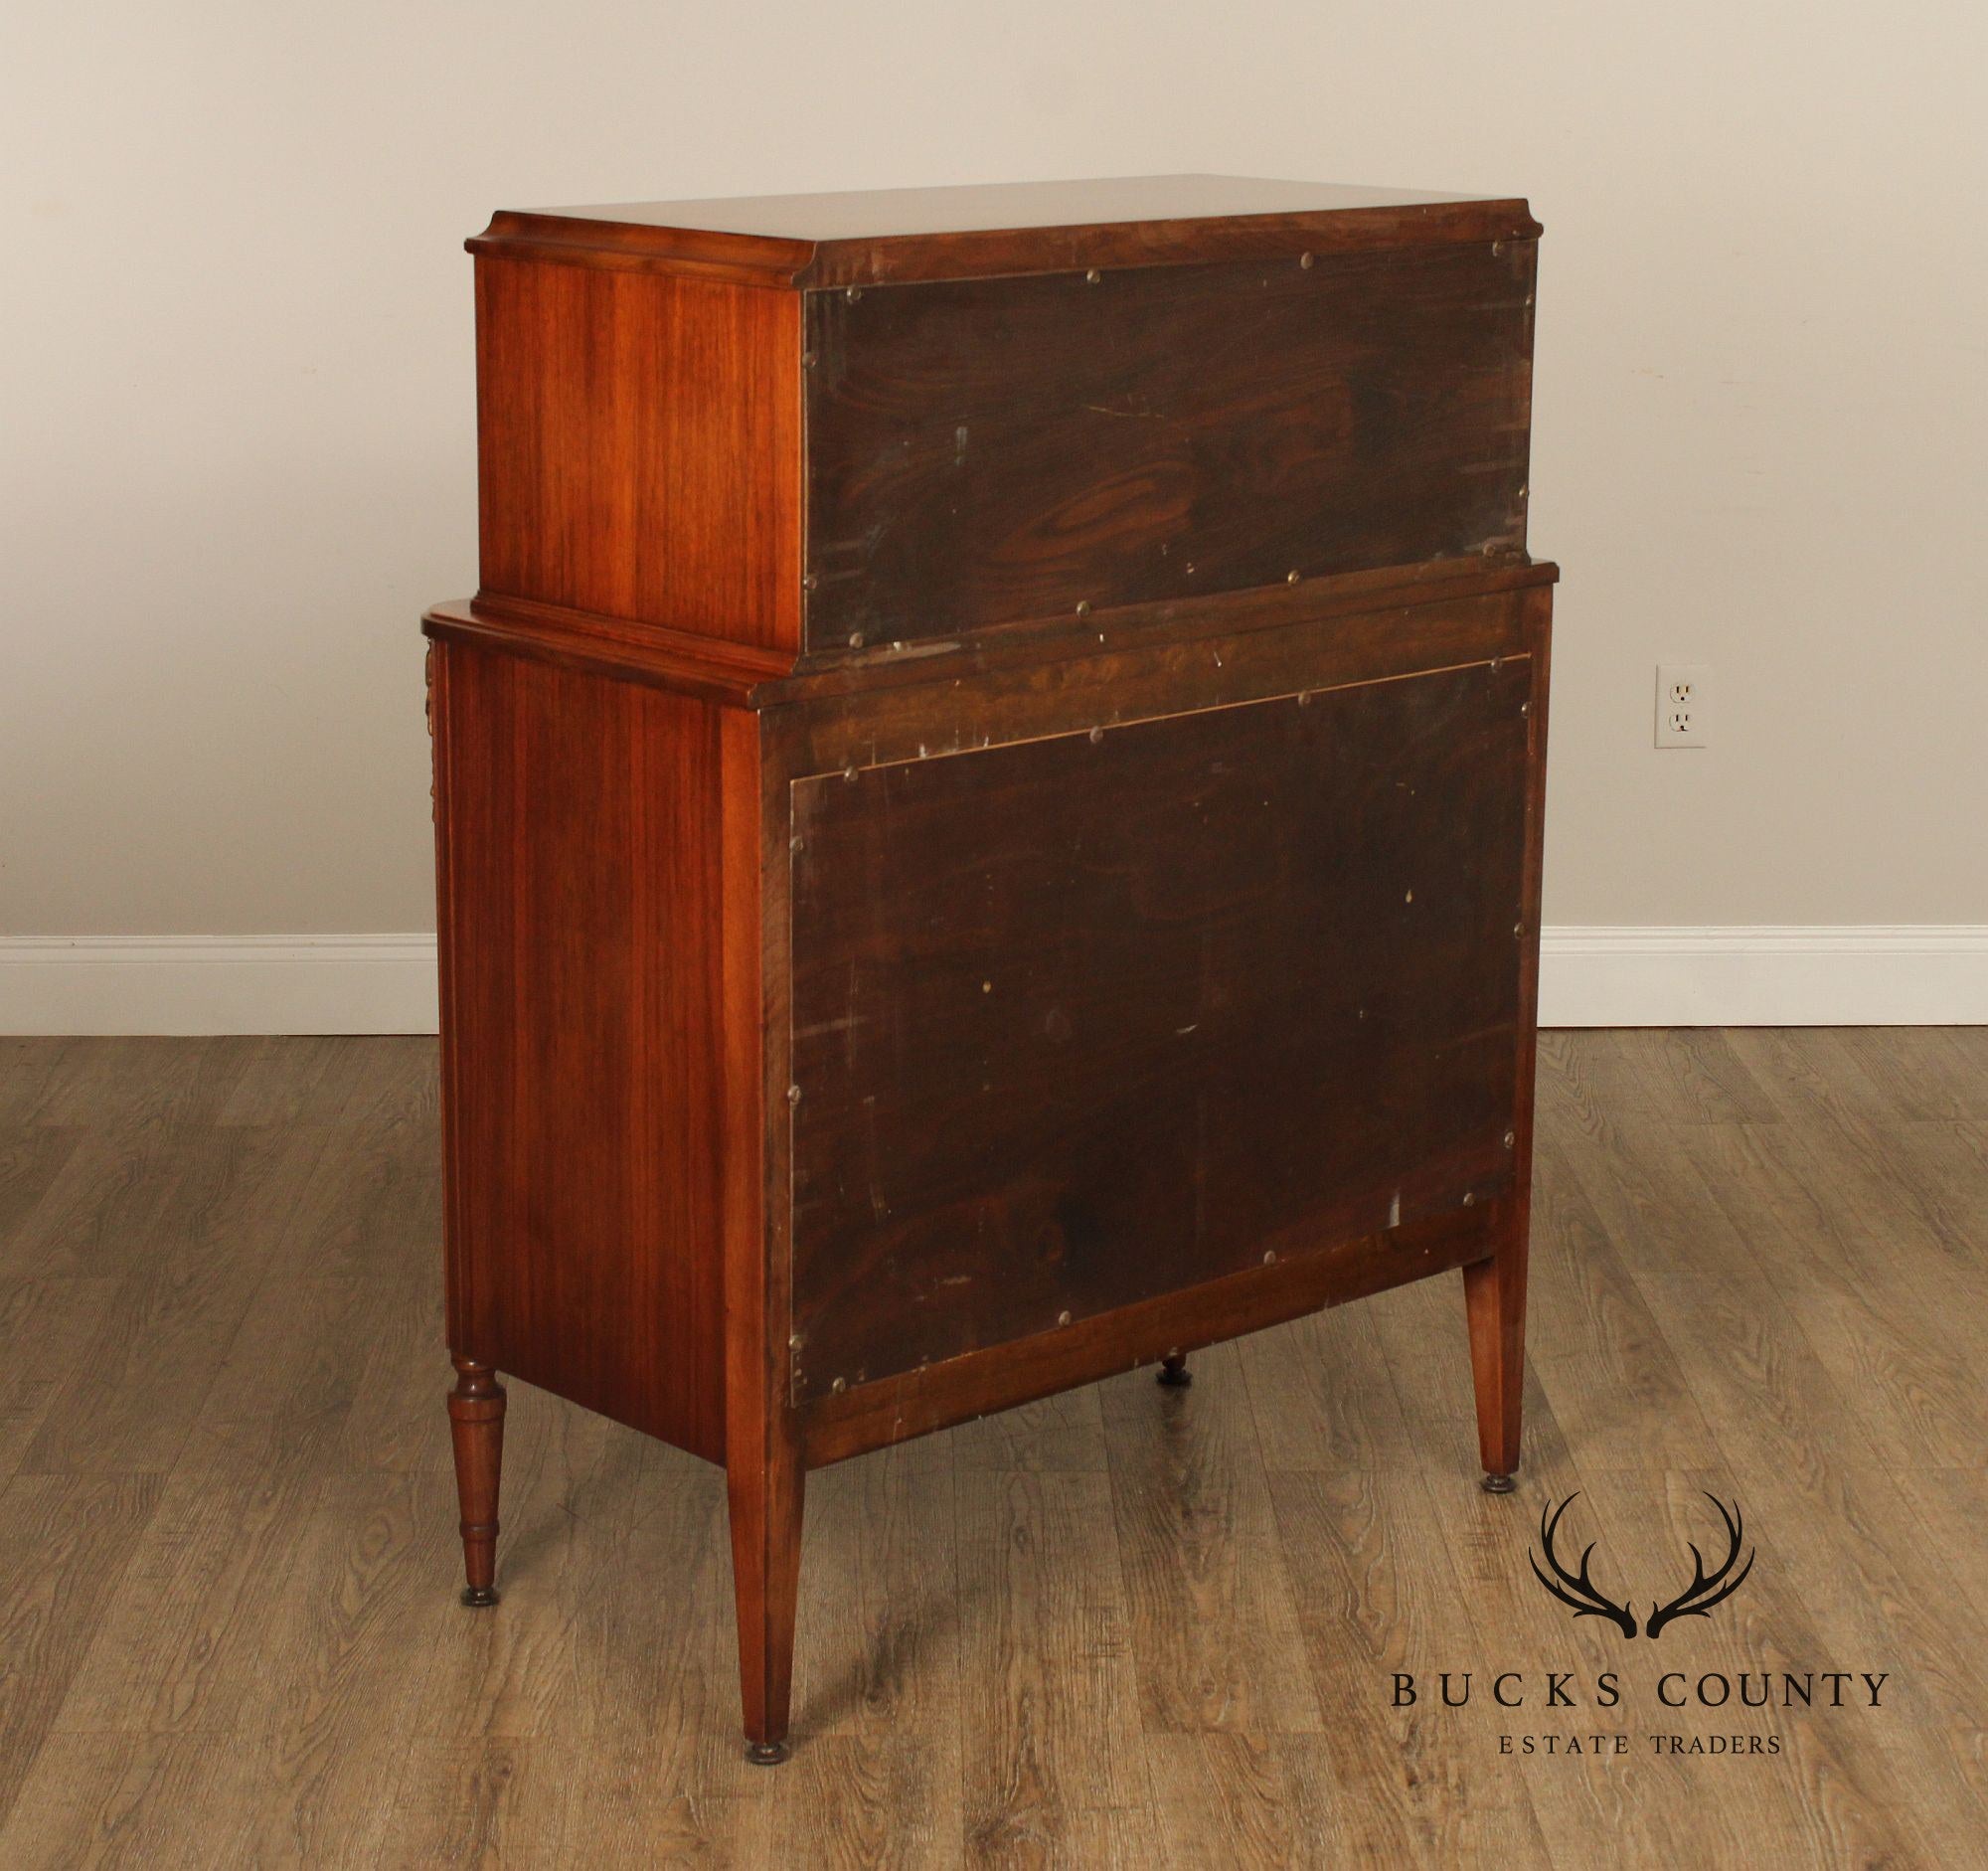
[539,176,1487,241]
[468,173,1540,290]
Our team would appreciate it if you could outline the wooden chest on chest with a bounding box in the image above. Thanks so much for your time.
[423,174,1556,1761]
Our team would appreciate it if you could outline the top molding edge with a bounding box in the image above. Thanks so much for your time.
[466,199,1543,291]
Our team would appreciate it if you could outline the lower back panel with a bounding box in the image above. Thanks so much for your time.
[786,654,1530,1400]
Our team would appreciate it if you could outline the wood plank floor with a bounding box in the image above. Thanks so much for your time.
[0,1030,1983,1867]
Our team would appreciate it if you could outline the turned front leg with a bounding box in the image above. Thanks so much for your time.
[447,1354,506,1605]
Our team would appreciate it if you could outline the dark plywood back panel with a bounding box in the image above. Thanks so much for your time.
[786,656,1532,1400]
[475,258,801,650]
[803,240,1534,649]
[434,641,729,1458]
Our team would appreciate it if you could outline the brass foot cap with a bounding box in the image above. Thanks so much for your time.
[1481,1473,1517,1495]
[460,1585,500,1608]
[745,1740,790,1767]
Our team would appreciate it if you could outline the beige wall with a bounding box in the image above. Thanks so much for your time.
[5,1,1984,942]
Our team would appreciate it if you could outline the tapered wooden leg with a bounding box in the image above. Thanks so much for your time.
[1463,1244,1526,1491]
[447,1354,506,1605]
[1471,588,1548,1497]
[727,1445,805,1765]
[1157,1351,1193,1388]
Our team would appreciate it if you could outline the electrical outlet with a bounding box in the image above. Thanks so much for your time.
[1656,663,1709,748]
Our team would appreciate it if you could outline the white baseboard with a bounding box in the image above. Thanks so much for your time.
[1,928,1984,1036]
[0,936,439,1037]
[1537,926,1988,1028]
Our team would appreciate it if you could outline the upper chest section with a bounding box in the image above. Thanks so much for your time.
[470,177,1541,660]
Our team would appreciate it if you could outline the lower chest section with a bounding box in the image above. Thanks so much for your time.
[781,622,1537,1402]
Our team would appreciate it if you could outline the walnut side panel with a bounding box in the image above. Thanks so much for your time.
[785,651,1532,1400]
[803,240,1534,648]
[475,258,802,650]
[433,640,731,1459]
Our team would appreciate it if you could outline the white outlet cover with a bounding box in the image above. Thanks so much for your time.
[1656,662,1710,748]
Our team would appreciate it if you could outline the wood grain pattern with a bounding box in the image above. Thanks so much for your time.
[787,658,1531,1399]
[15,1126,316,1476]
[804,241,1535,647]
[469,175,1540,289]
[777,578,1544,758]
[442,179,1554,1767]
[1464,582,1552,1483]
[716,706,806,1759]
[1,1034,1984,1864]
[1100,1337,1321,1735]
[802,1207,1493,1468]
[431,559,1553,718]
[423,594,798,709]
[0,1475,162,1820]
[1556,1098,1886,1482]
[952,1466,1150,1860]
[431,641,730,1460]
[473,258,800,649]
[223,1471,450,1865]
[797,199,1538,291]
[1517,1132,1719,1471]
[1461,1254,1525,1479]
[446,1357,505,1603]
[0,1273,114,1487]
[54,1470,329,1739]
[1263,1467,1556,1863]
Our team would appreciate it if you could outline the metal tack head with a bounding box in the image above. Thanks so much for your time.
[802,574,818,592]
[848,632,865,649]
[1503,1129,1517,1148]
[1463,1192,1476,1206]
[801,350,817,369]
[830,1376,847,1394]
[845,285,863,302]
[1085,267,1102,284]
[1075,599,1091,616]
[1263,1249,1277,1265]
[1088,726,1104,745]
[1057,1309,1073,1326]
[1286,569,1301,585]
[1299,252,1314,269]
